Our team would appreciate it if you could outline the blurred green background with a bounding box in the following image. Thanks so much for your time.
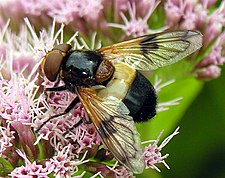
[136,65,225,178]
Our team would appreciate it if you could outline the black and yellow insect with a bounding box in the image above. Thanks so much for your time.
[40,30,202,174]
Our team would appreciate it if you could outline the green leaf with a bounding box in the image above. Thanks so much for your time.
[161,65,225,178]
[37,141,44,161]
[0,157,14,176]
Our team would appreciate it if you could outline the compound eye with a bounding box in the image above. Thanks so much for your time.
[43,50,64,82]
[53,43,72,53]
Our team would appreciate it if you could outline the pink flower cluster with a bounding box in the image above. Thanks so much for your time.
[0,77,42,170]
[0,65,101,177]
[195,32,225,80]
[0,0,165,38]
[143,127,179,171]
[108,0,162,37]
[0,0,104,33]
[45,144,88,177]
[0,0,224,177]
[0,125,15,156]
[9,150,52,178]
[9,146,87,177]
[165,0,225,80]
[34,81,102,155]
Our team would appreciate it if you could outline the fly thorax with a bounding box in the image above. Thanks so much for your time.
[61,50,102,86]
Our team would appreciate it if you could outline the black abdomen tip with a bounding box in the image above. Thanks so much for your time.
[122,72,157,122]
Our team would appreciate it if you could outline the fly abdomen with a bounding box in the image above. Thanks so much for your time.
[122,72,157,122]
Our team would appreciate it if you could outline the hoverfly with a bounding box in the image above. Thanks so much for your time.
[39,30,202,174]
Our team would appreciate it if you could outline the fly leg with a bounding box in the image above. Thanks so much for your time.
[36,96,80,133]
[63,118,83,137]
[45,85,67,92]
[62,115,92,137]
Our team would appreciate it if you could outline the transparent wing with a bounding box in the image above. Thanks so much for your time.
[97,30,202,70]
[77,87,144,174]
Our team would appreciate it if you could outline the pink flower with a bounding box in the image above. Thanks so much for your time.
[164,0,185,27]
[0,125,15,156]
[111,166,133,178]
[204,2,225,44]
[21,0,104,26]
[195,32,225,80]
[180,9,198,30]
[9,150,53,178]
[193,4,208,28]
[165,0,209,30]
[45,0,76,24]
[19,0,47,16]
[75,0,103,21]
[75,123,102,153]
[164,0,224,45]
[143,127,180,171]
[0,77,37,124]
[83,162,133,178]
[108,1,161,37]
[197,46,225,67]
[12,55,36,76]
[0,21,41,78]
[33,79,101,152]
[46,144,88,177]
[0,76,40,159]
[164,0,225,80]
[195,65,221,81]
